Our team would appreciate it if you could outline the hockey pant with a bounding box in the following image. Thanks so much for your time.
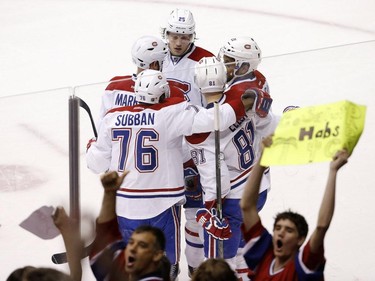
[203,191,267,280]
[117,204,181,265]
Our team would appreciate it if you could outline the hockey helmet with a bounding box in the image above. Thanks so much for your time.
[219,37,262,75]
[131,36,168,70]
[135,69,170,104]
[194,57,227,94]
[163,8,196,42]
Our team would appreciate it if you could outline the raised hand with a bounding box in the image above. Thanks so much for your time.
[101,171,129,193]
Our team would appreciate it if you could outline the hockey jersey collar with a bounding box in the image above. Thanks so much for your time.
[205,94,227,109]
[169,43,195,65]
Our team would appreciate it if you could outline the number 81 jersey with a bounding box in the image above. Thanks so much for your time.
[185,94,277,202]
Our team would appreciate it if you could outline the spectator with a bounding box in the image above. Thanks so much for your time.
[89,170,170,281]
[7,267,72,281]
[191,258,237,281]
[52,207,83,281]
[240,135,350,280]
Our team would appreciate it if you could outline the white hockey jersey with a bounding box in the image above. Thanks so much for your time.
[98,74,137,123]
[186,74,278,202]
[162,44,214,106]
[86,93,246,219]
[97,74,184,127]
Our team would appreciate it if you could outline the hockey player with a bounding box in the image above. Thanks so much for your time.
[160,8,215,276]
[161,8,213,106]
[97,35,168,124]
[86,69,250,280]
[186,57,275,280]
[240,137,350,280]
[218,37,278,280]
[219,36,269,93]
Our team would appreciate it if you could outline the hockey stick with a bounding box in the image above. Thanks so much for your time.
[78,97,98,138]
[51,96,96,264]
[52,243,93,264]
[214,102,224,259]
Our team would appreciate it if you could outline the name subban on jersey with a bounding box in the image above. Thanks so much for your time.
[114,112,156,126]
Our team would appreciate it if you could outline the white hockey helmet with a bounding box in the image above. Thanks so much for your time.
[219,37,262,75]
[135,69,170,104]
[163,8,196,42]
[131,36,168,70]
[194,57,227,94]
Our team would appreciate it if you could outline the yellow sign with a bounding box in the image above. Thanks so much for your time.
[261,100,366,166]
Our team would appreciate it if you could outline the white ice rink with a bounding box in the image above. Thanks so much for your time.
[1,0,375,280]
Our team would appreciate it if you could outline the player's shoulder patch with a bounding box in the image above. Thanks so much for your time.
[106,75,133,91]
[188,46,214,62]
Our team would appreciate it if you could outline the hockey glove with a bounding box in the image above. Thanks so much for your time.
[243,88,273,118]
[195,208,232,241]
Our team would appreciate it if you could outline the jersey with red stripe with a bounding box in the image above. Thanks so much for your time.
[227,70,269,93]
[163,44,214,106]
[99,74,137,122]
[185,91,277,202]
[242,220,325,281]
[86,90,245,219]
[98,74,185,126]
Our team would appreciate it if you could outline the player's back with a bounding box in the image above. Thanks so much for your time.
[99,75,137,121]
[105,95,192,219]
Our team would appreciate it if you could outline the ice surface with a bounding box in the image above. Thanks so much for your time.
[1,0,374,280]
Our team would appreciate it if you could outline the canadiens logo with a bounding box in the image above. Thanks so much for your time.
[152,41,158,47]
[244,44,251,49]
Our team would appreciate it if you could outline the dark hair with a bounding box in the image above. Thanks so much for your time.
[7,267,72,281]
[274,210,308,238]
[7,266,35,281]
[133,225,166,251]
[191,258,237,281]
